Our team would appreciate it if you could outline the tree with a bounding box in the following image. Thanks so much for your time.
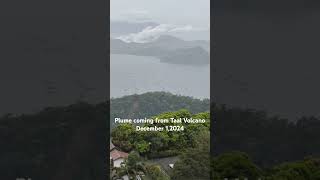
[146,164,170,180]
[124,151,146,178]
[134,140,150,154]
[266,158,320,180]
[213,152,263,180]
[171,130,211,180]
[111,124,136,152]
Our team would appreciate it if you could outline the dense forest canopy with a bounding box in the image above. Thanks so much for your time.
[110,92,210,127]
[1,92,320,179]
[111,110,210,157]
[0,102,108,180]
[213,104,320,168]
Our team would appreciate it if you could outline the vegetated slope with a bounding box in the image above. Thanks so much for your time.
[213,104,320,167]
[0,102,108,180]
[110,92,210,127]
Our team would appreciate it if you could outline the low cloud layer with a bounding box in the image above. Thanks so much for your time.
[116,24,208,43]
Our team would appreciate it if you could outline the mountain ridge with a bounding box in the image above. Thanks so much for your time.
[111,35,210,65]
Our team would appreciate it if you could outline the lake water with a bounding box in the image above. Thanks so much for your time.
[111,54,210,99]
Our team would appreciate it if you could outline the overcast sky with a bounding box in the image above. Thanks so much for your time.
[111,0,210,27]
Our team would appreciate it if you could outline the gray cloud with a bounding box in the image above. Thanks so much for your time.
[116,24,208,43]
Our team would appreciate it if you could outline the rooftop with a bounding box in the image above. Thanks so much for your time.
[110,149,129,160]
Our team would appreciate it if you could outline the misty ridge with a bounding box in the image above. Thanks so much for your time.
[110,21,210,65]
[111,35,209,65]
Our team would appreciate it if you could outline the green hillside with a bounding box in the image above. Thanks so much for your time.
[110,92,210,127]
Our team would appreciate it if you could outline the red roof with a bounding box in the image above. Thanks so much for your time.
[110,149,129,160]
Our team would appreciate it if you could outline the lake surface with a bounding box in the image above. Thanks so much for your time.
[111,54,210,99]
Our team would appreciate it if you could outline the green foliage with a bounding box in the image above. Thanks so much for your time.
[0,102,107,180]
[192,112,210,128]
[146,164,170,180]
[214,104,320,167]
[213,152,263,180]
[124,151,146,178]
[134,140,150,154]
[171,130,211,180]
[270,163,311,180]
[111,110,210,157]
[126,152,142,170]
[265,158,320,180]
[110,92,209,127]
[211,153,320,180]
[3,92,320,179]
[111,124,136,151]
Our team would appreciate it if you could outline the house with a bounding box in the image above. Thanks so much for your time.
[110,141,129,168]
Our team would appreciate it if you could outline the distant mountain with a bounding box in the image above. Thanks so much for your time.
[160,46,209,65]
[111,35,210,65]
[148,35,210,51]
[112,35,209,51]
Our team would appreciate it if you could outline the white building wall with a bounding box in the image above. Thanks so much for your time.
[113,158,124,167]
[122,175,129,180]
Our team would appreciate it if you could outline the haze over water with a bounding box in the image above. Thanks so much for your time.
[111,54,210,99]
